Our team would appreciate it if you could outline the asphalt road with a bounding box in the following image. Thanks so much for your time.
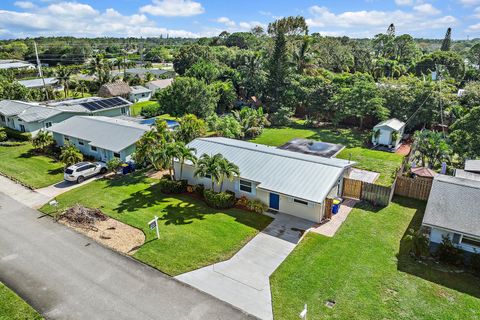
[0,192,253,320]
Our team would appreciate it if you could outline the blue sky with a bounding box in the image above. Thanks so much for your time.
[0,0,478,39]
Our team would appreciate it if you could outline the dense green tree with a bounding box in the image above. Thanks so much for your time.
[173,44,213,75]
[460,81,480,108]
[207,114,242,138]
[158,77,219,118]
[185,60,220,84]
[211,80,237,113]
[415,51,465,80]
[468,43,480,66]
[450,106,480,161]
[175,114,207,143]
[413,130,451,168]
[265,29,289,112]
[232,107,270,138]
[225,32,257,49]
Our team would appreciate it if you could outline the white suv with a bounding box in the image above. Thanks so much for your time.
[64,162,107,183]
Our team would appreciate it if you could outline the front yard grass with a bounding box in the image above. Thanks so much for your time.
[250,125,403,186]
[39,172,272,276]
[0,282,42,320]
[0,142,64,188]
[270,197,480,320]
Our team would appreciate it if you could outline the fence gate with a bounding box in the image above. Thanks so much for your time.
[342,178,362,199]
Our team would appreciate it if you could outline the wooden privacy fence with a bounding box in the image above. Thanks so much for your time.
[342,178,394,207]
[394,175,433,201]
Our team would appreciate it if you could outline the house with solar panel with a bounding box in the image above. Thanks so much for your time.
[0,97,131,135]
[49,116,150,162]
[174,137,354,223]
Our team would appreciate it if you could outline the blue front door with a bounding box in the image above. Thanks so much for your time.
[269,193,280,210]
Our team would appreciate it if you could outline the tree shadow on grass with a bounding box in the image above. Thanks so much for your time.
[48,167,64,175]
[395,197,480,299]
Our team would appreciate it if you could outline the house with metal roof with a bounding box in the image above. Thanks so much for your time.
[0,97,131,135]
[372,118,405,150]
[146,79,174,93]
[0,59,35,70]
[422,175,480,256]
[49,116,150,162]
[17,77,60,90]
[174,137,355,222]
[129,85,152,102]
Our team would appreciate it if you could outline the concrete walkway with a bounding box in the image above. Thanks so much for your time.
[311,198,358,237]
[176,213,314,320]
[0,193,251,320]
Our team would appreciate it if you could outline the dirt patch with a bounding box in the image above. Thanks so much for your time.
[59,218,145,255]
[146,169,169,179]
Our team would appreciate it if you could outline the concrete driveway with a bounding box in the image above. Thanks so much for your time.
[0,193,251,320]
[176,213,314,320]
[36,173,104,199]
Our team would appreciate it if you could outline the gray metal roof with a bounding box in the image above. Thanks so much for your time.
[18,106,63,122]
[147,79,173,90]
[455,169,480,181]
[0,62,35,69]
[465,160,480,173]
[373,118,405,131]
[0,100,36,116]
[18,77,58,89]
[130,85,152,95]
[48,116,149,153]
[422,174,480,238]
[186,137,354,203]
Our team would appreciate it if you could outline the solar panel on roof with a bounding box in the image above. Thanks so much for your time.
[79,98,128,112]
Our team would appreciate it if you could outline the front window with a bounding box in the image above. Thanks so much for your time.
[461,236,480,248]
[45,122,52,128]
[91,146,97,151]
[0,115,5,122]
[121,107,126,114]
[78,140,84,146]
[114,152,120,158]
[293,198,309,206]
[240,180,253,193]
[64,136,70,143]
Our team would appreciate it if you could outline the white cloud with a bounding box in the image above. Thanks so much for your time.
[140,0,204,17]
[0,2,199,38]
[306,6,456,37]
[395,0,414,6]
[14,1,36,9]
[413,4,440,15]
[474,7,480,18]
[458,0,480,6]
[466,22,480,32]
[216,17,235,27]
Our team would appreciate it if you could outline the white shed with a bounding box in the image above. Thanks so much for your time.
[372,118,405,149]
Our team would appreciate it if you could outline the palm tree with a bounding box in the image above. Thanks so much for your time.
[144,72,155,83]
[292,36,315,73]
[76,81,89,98]
[59,144,83,167]
[176,143,197,180]
[194,153,224,191]
[32,130,53,152]
[55,66,73,98]
[88,54,105,78]
[144,61,153,69]
[114,57,124,71]
[217,158,240,192]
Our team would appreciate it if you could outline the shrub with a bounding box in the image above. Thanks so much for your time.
[269,107,294,126]
[193,183,205,197]
[2,127,31,141]
[0,129,6,142]
[203,189,236,209]
[437,236,464,266]
[106,158,123,175]
[159,178,187,194]
[247,199,268,214]
[140,103,162,118]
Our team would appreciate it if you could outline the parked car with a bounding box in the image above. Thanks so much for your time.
[64,161,107,183]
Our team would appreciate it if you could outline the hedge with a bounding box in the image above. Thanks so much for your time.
[158,178,188,194]
[2,127,31,141]
[203,189,236,209]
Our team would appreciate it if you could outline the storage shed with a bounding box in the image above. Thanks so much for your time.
[372,118,405,150]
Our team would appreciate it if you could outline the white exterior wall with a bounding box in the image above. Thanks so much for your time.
[174,162,326,222]
[372,126,404,148]
[430,227,480,254]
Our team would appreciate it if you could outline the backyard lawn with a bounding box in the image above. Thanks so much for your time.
[0,282,42,320]
[129,100,158,116]
[270,197,480,320]
[0,142,64,188]
[40,172,272,276]
[250,125,404,186]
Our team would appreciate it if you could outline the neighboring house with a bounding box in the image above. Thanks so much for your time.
[49,116,150,162]
[422,175,480,258]
[0,59,35,70]
[455,160,480,181]
[129,85,152,102]
[17,77,60,90]
[372,118,405,149]
[112,68,171,78]
[98,81,131,99]
[464,160,480,174]
[0,97,131,135]
[174,137,354,222]
[146,79,173,94]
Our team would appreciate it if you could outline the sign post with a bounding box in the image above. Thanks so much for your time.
[299,304,307,320]
[148,216,160,240]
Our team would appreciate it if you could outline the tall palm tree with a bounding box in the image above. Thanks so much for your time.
[31,130,53,152]
[59,144,83,168]
[217,158,240,192]
[76,81,89,98]
[194,153,224,191]
[292,36,315,74]
[55,66,73,98]
[114,57,124,71]
[88,54,105,79]
[176,143,197,180]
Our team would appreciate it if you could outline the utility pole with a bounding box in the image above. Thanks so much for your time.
[34,41,49,101]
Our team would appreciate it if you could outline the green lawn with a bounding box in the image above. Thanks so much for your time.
[0,142,64,188]
[0,282,42,320]
[129,101,159,116]
[39,172,272,276]
[271,197,480,320]
[250,125,404,186]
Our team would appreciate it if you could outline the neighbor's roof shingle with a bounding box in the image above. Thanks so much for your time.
[186,137,354,203]
[48,116,150,153]
[422,174,480,238]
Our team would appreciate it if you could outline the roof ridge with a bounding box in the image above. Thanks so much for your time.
[437,175,480,189]
[76,116,148,131]
[197,138,351,169]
